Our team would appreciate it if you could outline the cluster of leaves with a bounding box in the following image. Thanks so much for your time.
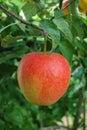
[0,0,87,130]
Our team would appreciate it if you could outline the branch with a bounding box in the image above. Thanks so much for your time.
[59,0,63,9]
[83,98,86,130]
[0,4,44,32]
[72,89,83,130]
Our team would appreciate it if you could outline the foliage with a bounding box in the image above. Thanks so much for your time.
[0,0,87,130]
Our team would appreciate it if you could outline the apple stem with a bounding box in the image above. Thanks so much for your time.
[43,31,48,54]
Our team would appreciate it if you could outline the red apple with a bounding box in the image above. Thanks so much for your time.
[62,0,69,15]
[17,52,71,106]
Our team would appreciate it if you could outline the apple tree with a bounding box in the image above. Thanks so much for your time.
[0,0,87,130]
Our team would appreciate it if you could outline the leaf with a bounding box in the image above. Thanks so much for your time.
[72,21,84,39]
[54,9,64,19]
[80,56,87,67]
[0,119,5,129]
[0,45,29,64]
[0,64,17,78]
[41,19,60,50]
[8,0,24,10]
[4,109,24,125]
[79,15,87,26]
[0,23,17,33]
[59,40,74,63]
[53,18,73,43]
[74,38,87,51]
[22,2,39,20]
[1,35,26,48]
[84,38,87,44]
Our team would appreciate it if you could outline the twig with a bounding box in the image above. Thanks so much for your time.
[72,89,83,130]
[0,4,44,32]
[59,0,63,9]
[83,98,86,130]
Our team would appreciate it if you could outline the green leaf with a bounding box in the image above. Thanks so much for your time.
[79,15,87,26]
[1,35,26,48]
[8,0,24,10]
[74,38,87,51]
[0,23,17,33]
[4,109,24,125]
[0,64,17,78]
[41,19,60,50]
[0,45,29,64]
[80,56,87,67]
[72,21,84,39]
[54,9,64,19]
[84,38,87,44]
[53,18,73,43]
[0,119,5,129]
[59,40,74,63]
[22,2,39,20]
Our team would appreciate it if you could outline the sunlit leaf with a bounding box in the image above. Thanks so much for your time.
[53,18,73,43]
[1,35,26,48]
[41,19,60,50]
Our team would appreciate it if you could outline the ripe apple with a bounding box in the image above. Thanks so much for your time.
[78,6,87,15]
[78,0,87,11]
[17,52,71,106]
[78,0,87,15]
[62,0,69,15]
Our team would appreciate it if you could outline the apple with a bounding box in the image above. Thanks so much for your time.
[78,0,87,14]
[62,0,69,15]
[78,0,87,11]
[17,52,71,106]
[78,6,87,15]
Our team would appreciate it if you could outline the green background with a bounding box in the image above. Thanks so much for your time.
[0,0,87,130]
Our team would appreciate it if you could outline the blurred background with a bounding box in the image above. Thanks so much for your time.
[0,0,87,130]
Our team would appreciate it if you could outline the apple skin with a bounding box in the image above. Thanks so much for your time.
[62,0,69,15]
[78,0,87,14]
[78,0,87,10]
[17,52,71,106]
